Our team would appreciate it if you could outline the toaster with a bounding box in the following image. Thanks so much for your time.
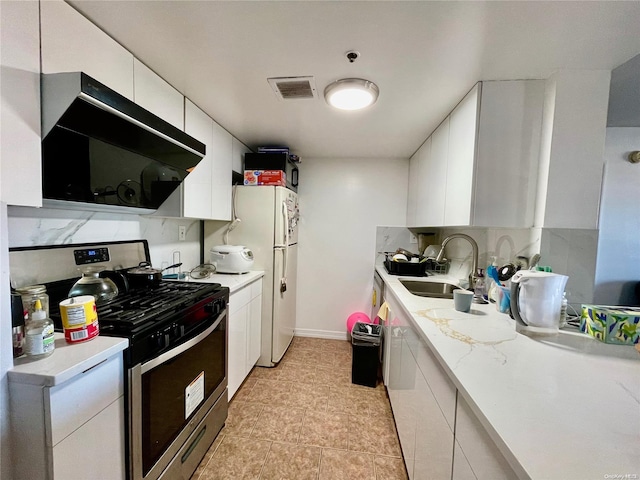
[210,245,254,273]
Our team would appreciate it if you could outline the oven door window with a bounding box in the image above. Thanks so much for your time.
[140,318,225,475]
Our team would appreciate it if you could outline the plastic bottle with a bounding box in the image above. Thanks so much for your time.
[24,299,55,359]
[474,268,487,300]
[559,292,568,328]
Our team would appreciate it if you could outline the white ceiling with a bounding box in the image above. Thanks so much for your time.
[69,0,640,160]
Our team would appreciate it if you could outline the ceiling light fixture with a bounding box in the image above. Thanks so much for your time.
[324,78,379,111]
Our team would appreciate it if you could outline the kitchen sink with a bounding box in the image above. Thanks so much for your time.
[399,280,461,299]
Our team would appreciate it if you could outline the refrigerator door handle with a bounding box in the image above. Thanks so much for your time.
[280,200,289,293]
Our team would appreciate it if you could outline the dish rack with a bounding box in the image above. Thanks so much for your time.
[425,258,449,275]
[382,252,449,277]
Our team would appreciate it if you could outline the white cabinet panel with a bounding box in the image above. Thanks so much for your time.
[40,0,134,99]
[385,291,455,480]
[9,353,125,479]
[406,149,421,227]
[474,80,544,227]
[415,337,456,430]
[0,0,42,207]
[183,100,214,219]
[413,357,454,480]
[453,440,477,480]
[49,354,123,445]
[247,295,262,370]
[228,302,248,399]
[445,85,478,226]
[228,278,263,400]
[133,59,184,130]
[52,397,126,480]
[211,120,233,221]
[394,336,417,479]
[422,120,448,226]
[408,80,543,228]
[455,394,517,480]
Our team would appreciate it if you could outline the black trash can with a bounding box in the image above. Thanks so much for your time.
[351,322,382,388]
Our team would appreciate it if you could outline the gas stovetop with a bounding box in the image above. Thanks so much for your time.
[49,280,223,335]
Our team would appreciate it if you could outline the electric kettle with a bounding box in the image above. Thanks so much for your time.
[510,270,568,335]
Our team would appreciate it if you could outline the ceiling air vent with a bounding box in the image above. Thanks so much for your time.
[268,76,318,100]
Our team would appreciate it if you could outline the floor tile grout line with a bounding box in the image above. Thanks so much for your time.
[255,439,275,480]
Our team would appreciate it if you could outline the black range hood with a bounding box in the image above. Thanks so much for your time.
[41,72,206,213]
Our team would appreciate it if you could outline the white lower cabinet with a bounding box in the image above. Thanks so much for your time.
[386,293,454,479]
[9,353,125,480]
[453,394,517,479]
[452,440,477,480]
[385,289,517,480]
[228,278,263,399]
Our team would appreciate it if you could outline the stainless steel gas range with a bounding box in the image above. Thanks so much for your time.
[9,240,229,480]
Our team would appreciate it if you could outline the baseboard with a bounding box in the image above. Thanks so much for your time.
[294,328,349,341]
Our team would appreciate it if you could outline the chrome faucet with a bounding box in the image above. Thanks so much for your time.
[435,233,486,303]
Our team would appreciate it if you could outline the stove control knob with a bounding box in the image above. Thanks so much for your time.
[151,333,165,350]
[172,323,183,338]
[205,301,221,316]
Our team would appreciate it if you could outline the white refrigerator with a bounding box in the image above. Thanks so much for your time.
[229,186,299,366]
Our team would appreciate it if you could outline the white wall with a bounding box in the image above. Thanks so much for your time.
[296,157,408,339]
[594,127,640,305]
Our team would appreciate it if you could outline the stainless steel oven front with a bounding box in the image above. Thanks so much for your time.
[128,299,228,480]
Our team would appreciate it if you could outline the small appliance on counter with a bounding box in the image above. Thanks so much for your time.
[210,245,254,273]
[510,270,568,335]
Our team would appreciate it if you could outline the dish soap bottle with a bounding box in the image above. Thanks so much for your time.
[474,268,487,301]
[24,299,55,359]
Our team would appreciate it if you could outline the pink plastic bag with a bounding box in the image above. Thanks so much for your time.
[346,312,372,332]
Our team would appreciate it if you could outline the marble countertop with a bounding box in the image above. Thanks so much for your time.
[170,270,264,293]
[9,334,128,387]
[377,265,640,479]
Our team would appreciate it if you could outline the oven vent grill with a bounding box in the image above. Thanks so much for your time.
[268,76,318,100]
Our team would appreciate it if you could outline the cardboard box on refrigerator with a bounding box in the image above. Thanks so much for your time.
[244,170,286,187]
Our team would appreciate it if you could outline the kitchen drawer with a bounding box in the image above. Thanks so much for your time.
[52,396,126,479]
[229,285,251,315]
[229,279,262,315]
[48,354,124,446]
[415,340,456,431]
[250,279,263,298]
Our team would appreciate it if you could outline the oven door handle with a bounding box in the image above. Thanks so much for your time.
[140,310,226,374]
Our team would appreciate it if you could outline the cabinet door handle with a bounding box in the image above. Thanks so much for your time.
[82,357,108,374]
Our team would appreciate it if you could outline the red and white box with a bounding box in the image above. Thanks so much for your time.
[244,170,286,187]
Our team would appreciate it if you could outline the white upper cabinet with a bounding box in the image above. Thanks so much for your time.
[40,0,134,100]
[162,100,232,221]
[422,121,448,225]
[406,148,421,226]
[182,100,214,219]
[409,80,544,228]
[133,59,184,130]
[473,80,544,227]
[1,0,42,207]
[232,137,252,174]
[210,120,233,221]
[445,85,479,226]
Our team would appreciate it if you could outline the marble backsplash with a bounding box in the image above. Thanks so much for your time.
[7,206,203,275]
[376,225,598,307]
